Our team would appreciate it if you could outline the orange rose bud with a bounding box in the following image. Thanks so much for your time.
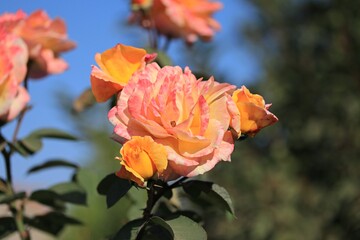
[116,136,168,186]
[90,44,155,102]
[232,86,278,137]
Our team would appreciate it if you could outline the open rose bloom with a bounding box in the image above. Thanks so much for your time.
[0,10,75,79]
[109,62,240,179]
[130,0,223,44]
[0,31,29,123]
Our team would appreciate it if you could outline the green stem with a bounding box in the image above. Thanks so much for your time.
[11,204,30,240]
[142,177,188,220]
[2,64,32,240]
[2,147,30,240]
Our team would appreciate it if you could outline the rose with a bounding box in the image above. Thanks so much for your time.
[232,86,278,137]
[109,62,240,179]
[0,10,76,79]
[116,136,168,186]
[0,10,26,30]
[130,0,223,44]
[0,31,29,123]
[90,44,156,102]
[16,10,76,78]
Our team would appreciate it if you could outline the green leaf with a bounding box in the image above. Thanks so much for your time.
[166,215,207,240]
[49,182,87,205]
[19,136,42,153]
[0,192,26,204]
[97,173,118,196]
[112,218,146,240]
[12,128,77,156]
[26,211,81,236]
[29,190,65,211]
[25,128,78,141]
[211,184,235,215]
[182,180,235,216]
[27,159,78,174]
[97,173,132,208]
[106,177,132,208]
[141,216,174,240]
[0,217,17,239]
[9,141,31,156]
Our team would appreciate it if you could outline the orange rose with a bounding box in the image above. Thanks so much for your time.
[130,0,223,44]
[232,86,278,137]
[90,44,156,102]
[116,136,168,186]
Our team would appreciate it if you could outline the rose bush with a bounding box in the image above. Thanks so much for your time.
[116,136,168,186]
[108,62,240,179]
[0,9,75,78]
[130,0,223,44]
[0,31,29,123]
[232,86,278,137]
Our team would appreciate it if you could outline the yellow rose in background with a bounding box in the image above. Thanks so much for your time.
[232,86,278,137]
[116,136,168,186]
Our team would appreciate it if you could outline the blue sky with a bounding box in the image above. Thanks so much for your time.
[1,0,260,190]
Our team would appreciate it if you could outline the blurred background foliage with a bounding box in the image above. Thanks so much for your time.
[58,0,360,239]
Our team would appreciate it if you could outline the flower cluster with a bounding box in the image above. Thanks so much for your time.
[0,10,74,123]
[129,0,223,44]
[91,44,278,186]
[0,10,75,79]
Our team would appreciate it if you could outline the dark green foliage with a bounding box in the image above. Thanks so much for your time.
[26,212,82,236]
[0,217,17,239]
[182,180,235,216]
[204,0,360,239]
[112,215,207,240]
[97,172,133,208]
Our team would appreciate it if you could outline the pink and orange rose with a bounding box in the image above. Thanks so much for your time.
[109,62,240,179]
[0,10,75,79]
[130,0,223,44]
[0,31,29,123]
